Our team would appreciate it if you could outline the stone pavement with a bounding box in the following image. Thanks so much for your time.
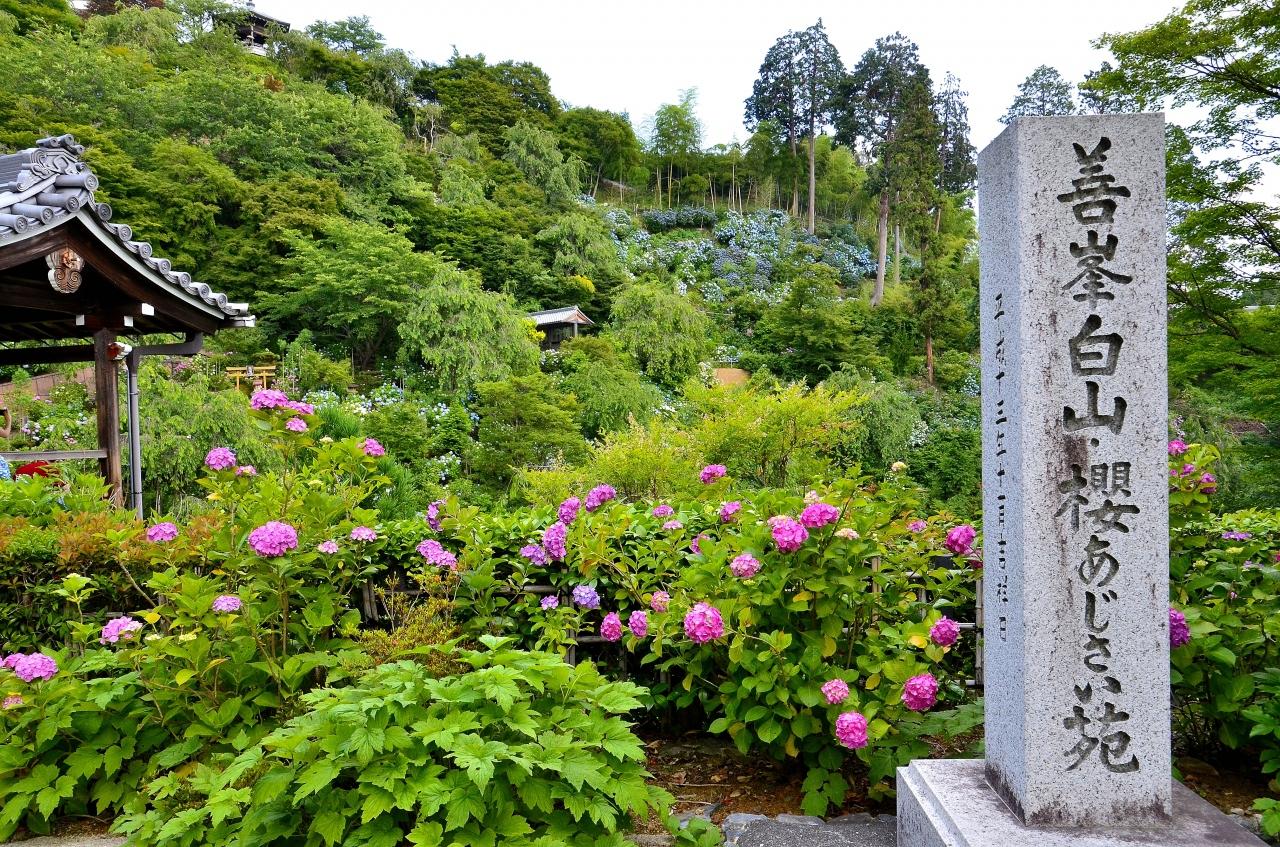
[722,812,897,847]
[0,837,124,847]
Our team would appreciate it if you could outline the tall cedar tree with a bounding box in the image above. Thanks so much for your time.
[837,32,929,306]
[934,73,977,198]
[745,30,802,214]
[1000,65,1077,123]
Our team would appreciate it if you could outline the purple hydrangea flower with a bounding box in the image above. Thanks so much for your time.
[720,501,741,523]
[212,595,242,613]
[730,553,760,579]
[800,502,839,529]
[902,673,938,712]
[601,612,623,642]
[541,595,559,610]
[350,526,377,542]
[426,499,445,532]
[771,517,809,553]
[286,400,314,415]
[585,484,616,511]
[628,610,648,638]
[691,533,709,554]
[285,417,308,433]
[250,389,290,410]
[2,695,21,709]
[835,711,868,749]
[99,616,143,644]
[520,543,549,566]
[663,520,683,531]
[204,447,237,471]
[558,496,581,524]
[1168,439,1188,456]
[822,678,850,705]
[417,539,458,570]
[9,653,57,683]
[700,464,727,484]
[908,519,928,533]
[147,522,178,543]
[684,603,724,643]
[650,591,670,612]
[945,524,976,556]
[318,540,339,554]
[930,616,960,647]
[235,465,257,477]
[653,504,674,518]
[1170,607,1191,648]
[572,584,600,609]
[1222,531,1252,541]
[543,521,568,561]
[363,438,386,457]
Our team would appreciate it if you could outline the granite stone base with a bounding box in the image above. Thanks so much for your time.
[897,759,1266,847]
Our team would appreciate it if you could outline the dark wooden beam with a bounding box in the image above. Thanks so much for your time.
[0,228,67,274]
[93,329,123,506]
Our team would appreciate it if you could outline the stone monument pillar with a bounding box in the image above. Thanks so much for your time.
[896,114,1265,846]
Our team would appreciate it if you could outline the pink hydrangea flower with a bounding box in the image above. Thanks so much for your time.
[1170,607,1190,648]
[771,517,809,553]
[285,417,308,432]
[235,465,257,477]
[945,524,976,556]
[318,540,339,554]
[286,400,315,415]
[700,464,727,484]
[350,526,377,542]
[835,528,859,540]
[908,519,927,533]
[628,610,648,638]
[0,654,19,670]
[2,695,21,709]
[800,502,839,529]
[147,522,178,543]
[363,438,386,457]
[730,553,761,579]
[1199,472,1217,493]
[248,521,298,557]
[99,616,143,644]
[653,504,674,518]
[720,501,741,523]
[585,484,616,511]
[1168,439,1188,456]
[520,544,549,566]
[822,678,850,705]
[204,447,236,471]
[651,591,670,612]
[684,602,724,643]
[835,711,868,749]
[691,533,709,554]
[601,612,623,642]
[540,595,558,610]
[543,521,568,560]
[558,496,581,524]
[902,673,939,712]
[663,520,684,531]
[418,539,458,570]
[11,653,57,683]
[250,389,290,410]
[930,616,960,647]
[212,595,242,613]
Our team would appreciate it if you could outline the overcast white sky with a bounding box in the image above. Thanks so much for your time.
[256,0,1183,152]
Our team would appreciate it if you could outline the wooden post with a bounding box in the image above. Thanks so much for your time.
[93,329,123,506]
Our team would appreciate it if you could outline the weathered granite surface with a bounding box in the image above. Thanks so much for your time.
[723,812,897,847]
[0,837,124,847]
[897,759,1266,847]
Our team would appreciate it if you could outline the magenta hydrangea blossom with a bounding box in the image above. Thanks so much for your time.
[0,654,19,669]
[350,526,377,542]
[543,521,568,561]
[520,543,549,566]
[318,540,339,554]
[902,673,939,712]
[99,616,143,644]
[235,465,257,477]
[800,502,839,529]
[1199,472,1218,493]
[585,484,616,511]
[663,520,683,531]
[147,522,178,543]
[2,695,21,709]
[730,553,761,579]
[10,653,57,683]
[771,517,809,553]
[700,464,727,484]
[558,496,581,524]
[572,584,601,609]
[540,595,559,610]
[285,417,308,433]
[684,602,725,643]
[601,612,623,642]
[945,524,976,556]
[426,499,445,531]
[1222,531,1252,541]
[204,447,237,471]
[1168,439,1188,456]
[720,501,742,523]
[908,519,928,533]
[286,400,315,415]
[835,711,868,749]
[248,521,298,557]
[628,610,649,638]
[212,595,242,613]
[1170,607,1191,648]
[418,539,458,570]
[821,678,850,705]
[691,534,709,554]
[930,616,961,647]
[250,389,290,410]
[363,438,386,457]
[652,504,674,518]
[651,591,670,612]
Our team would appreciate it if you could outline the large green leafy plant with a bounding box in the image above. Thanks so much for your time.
[117,638,677,847]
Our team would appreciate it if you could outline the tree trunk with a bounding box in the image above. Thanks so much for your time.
[893,224,901,284]
[655,166,662,207]
[872,189,889,306]
[807,132,817,234]
[926,334,935,385]
[668,162,674,208]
